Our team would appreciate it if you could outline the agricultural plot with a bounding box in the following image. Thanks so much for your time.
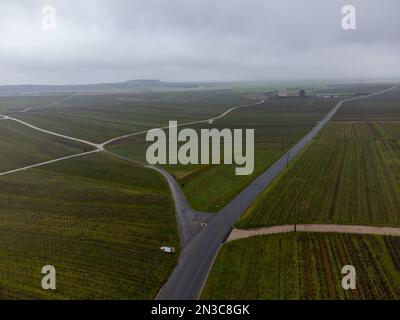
[176,122,313,212]
[317,83,392,96]
[12,91,247,143]
[0,95,72,113]
[0,120,89,172]
[202,233,400,300]
[112,98,336,211]
[111,122,289,211]
[238,121,400,228]
[334,88,400,121]
[0,152,179,299]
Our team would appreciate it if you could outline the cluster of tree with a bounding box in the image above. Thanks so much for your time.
[299,89,307,98]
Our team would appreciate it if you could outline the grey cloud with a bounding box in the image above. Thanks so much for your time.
[0,0,399,84]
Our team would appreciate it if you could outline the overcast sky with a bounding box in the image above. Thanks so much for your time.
[0,0,399,85]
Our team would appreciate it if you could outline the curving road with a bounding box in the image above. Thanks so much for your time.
[0,96,266,177]
[146,166,214,246]
[155,86,397,300]
[0,87,397,299]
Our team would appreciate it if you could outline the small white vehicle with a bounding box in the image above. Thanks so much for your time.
[160,246,176,254]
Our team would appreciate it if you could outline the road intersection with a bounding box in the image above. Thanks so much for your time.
[0,87,397,300]
[155,86,397,300]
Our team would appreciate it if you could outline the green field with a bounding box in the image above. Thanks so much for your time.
[13,92,246,143]
[316,83,392,95]
[178,99,337,211]
[0,152,178,299]
[202,233,400,300]
[334,88,400,121]
[0,95,72,113]
[238,121,400,228]
[3,91,337,212]
[1,84,393,299]
[110,122,288,211]
[3,90,338,212]
[112,98,337,211]
[0,120,89,172]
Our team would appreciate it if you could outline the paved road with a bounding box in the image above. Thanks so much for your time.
[0,96,266,176]
[228,224,400,241]
[156,86,397,300]
[0,87,396,298]
[147,166,214,246]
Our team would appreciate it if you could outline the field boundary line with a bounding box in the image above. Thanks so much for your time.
[155,86,398,300]
[0,150,100,177]
[227,224,400,242]
[0,97,264,178]
[0,116,102,149]
[100,99,265,147]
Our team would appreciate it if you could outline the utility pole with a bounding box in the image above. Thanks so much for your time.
[288,178,305,233]
[286,144,304,233]
[294,180,299,233]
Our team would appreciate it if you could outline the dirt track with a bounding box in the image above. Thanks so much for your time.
[227,224,400,242]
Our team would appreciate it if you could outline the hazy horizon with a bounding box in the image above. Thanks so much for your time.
[2,77,400,88]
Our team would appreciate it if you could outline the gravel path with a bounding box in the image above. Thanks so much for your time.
[228,224,400,242]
